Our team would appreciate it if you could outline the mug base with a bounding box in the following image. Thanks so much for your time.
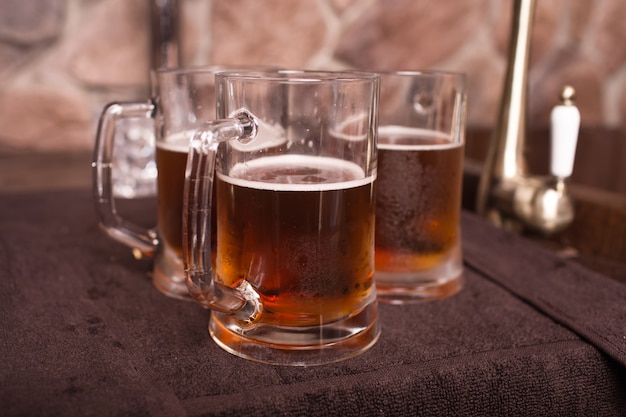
[375,272,464,304]
[208,301,380,366]
[152,250,192,301]
[375,243,464,304]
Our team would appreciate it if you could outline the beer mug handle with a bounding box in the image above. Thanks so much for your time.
[92,100,159,256]
[184,111,262,321]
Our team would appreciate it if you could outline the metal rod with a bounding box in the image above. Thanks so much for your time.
[476,0,536,216]
[150,0,180,70]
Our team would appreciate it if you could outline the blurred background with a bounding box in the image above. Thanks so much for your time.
[1,0,624,275]
[1,0,625,153]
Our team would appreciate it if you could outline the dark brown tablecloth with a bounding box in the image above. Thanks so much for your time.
[1,189,625,416]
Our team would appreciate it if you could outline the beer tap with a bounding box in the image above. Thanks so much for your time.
[475,0,580,236]
[509,86,580,234]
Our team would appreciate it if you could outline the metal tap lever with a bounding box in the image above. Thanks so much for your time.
[475,0,580,236]
[550,86,580,182]
[510,86,580,235]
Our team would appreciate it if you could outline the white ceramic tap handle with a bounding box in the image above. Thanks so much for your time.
[550,85,580,179]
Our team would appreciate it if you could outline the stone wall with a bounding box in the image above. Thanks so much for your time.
[1,0,625,152]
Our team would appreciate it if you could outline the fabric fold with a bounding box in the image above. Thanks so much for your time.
[2,191,625,416]
[461,211,626,368]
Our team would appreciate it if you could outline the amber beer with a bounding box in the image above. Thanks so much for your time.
[215,154,376,326]
[375,127,464,283]
[156,135,220,263]
[155,140,187,258]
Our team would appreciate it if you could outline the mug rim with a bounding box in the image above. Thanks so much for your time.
[155,65,282,77]
[215,69,380,83]
[374,69,467,85]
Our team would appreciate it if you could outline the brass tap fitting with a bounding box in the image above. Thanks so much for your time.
[476,0,580,236]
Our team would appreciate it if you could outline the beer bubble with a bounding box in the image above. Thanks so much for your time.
[297,254,308,268]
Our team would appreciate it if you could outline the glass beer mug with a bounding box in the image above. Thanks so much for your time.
[374,71,467,303]
[93,67,247,300]
[183,70,380,365]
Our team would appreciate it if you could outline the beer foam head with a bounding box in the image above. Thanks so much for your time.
[158,131,194,153]
[329,112,370,142]
[221,154,373,191]
[228,111,288,152]
[378,125,460,150]
[157,117,288,154]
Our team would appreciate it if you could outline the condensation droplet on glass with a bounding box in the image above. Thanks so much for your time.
[413,93,434,115]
